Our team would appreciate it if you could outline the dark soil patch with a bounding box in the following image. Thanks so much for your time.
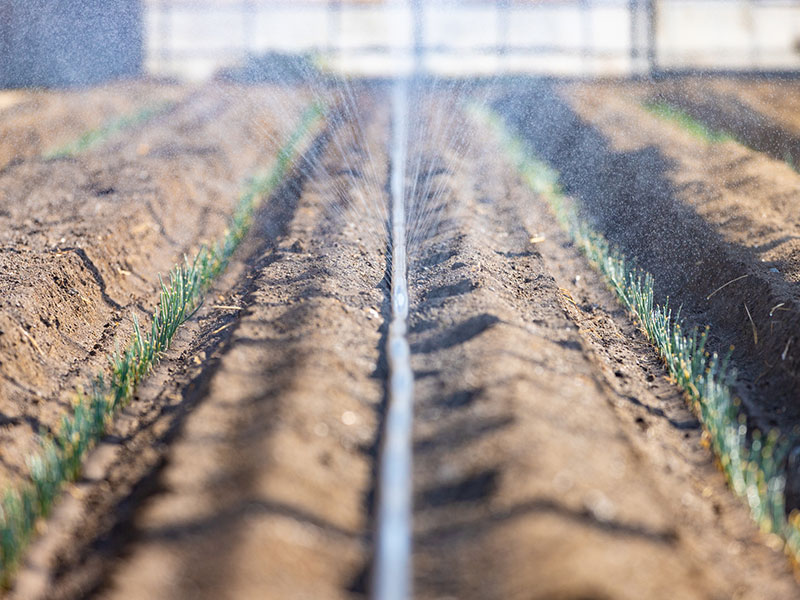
[650,76,800,166]
[0,81,182,170]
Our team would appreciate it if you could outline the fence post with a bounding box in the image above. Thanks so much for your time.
[243,0,257,56]
[646,0,656,76]
[629,0,638,70]
[580,0,591,72]
[328,0,341,61]
[498,0,510,59]
[160,0,172,74]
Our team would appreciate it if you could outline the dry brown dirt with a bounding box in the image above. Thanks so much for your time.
[2,81,800,599]
[0,82,310,490]
[648,76,800,165]
[0,81,184,170]
[408,96,797,600]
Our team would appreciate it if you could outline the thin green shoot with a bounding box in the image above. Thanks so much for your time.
[643,100,734,144]
[43,101,175,159]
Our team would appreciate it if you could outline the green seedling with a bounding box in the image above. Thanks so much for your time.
[43,101,176,159]
[643,100,733,144]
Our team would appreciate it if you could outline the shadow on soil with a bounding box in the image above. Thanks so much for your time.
[415,494,678,546]
[651,80,800,167]
[347,119,392,597]
[68,122,338,599]
[493,79,800,507]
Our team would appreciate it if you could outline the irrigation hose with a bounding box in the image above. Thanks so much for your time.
[373,77,414,600]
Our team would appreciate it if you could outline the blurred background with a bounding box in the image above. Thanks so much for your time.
[1,0,800,86]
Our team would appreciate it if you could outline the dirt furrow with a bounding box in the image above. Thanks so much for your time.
[80,95,389,600]
[496,82,800,447]
[647,77,800,166]
[0,84,309,491]
[408,106,797,599]
[8,112,334,599]
[0,81,183,170]
[7,83,800,600]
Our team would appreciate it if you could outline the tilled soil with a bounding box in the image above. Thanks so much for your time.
[91,95,389,600]
[496,82,800,457]
[9,90,389,599]
[648,76,800,165]
[0,81,184,170]
[408,102,797,599]
[0,82,310,490]
[4,82,800,599]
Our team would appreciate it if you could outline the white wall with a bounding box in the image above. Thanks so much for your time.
[657,0,800,69]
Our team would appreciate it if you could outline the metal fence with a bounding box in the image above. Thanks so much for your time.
[145,0,800,79]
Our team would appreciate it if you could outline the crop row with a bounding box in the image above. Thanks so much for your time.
[0,101,325,584]
[644,98,799,172]
[43,101,176,159]
[643,100,733,143]
[472,104,800,565]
